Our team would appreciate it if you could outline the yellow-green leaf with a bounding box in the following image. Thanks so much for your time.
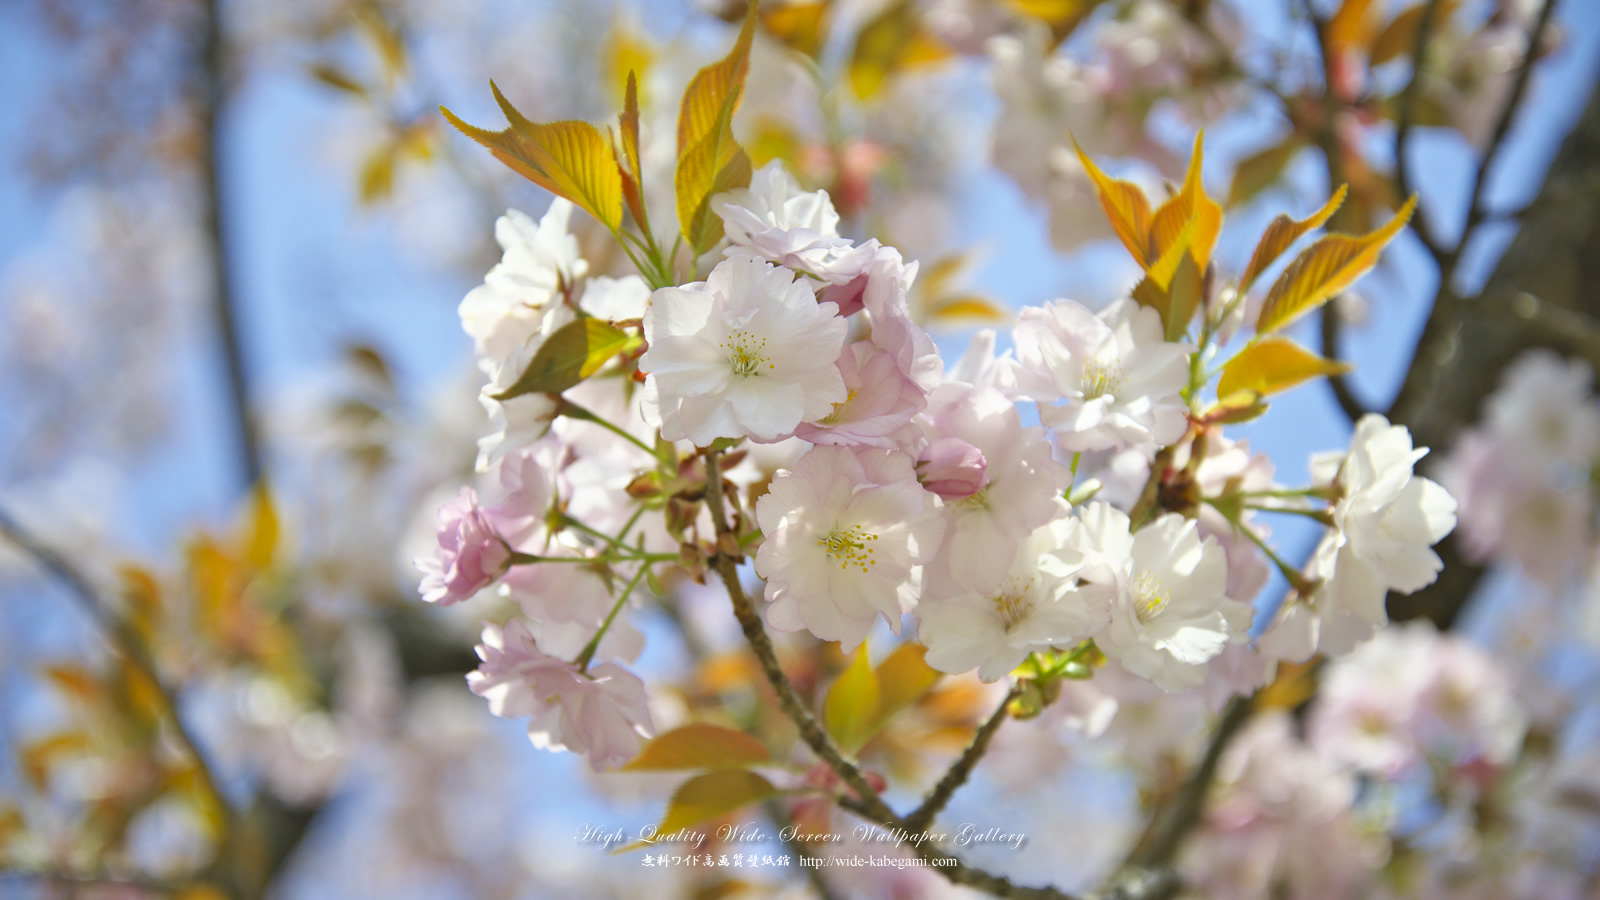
[442,83,623,231]
[1255,195,1415,333]
[822,644,880,752]
[1218,336,1354,399]
[493,318,636,400]
[1149,132,1222,274]
[1072,137,1152,269]
[865,642,942,735]
[622,723,771,771]
[358,145,396,204]
[675,1,758,255]
[848,0,953,99]
[653,771,781,839]
[1327,0,1379,53]
[618,71,649,230]
[306,63,367,97]
[1239,185,1350,295]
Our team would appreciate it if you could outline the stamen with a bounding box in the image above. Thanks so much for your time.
[722,329,774,378]
[1130,570,1170,624]
[1082,360,1125,399]
[818,525,880,573]
[991,578,1035,629]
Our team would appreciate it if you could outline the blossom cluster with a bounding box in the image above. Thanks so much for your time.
[413,154,1457,772]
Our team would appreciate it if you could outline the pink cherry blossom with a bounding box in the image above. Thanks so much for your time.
[415,487,511,605]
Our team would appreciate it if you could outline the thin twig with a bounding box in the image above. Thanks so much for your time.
[1456,0,1559,253]
[0,506,239,894]
[0,867,203,897]
[901,687,1020,834]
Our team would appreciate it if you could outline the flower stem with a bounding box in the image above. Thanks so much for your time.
[558,399,656,457]
[574,562,651,672]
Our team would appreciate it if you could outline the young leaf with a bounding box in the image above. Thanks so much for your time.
[622,723,771,771]
[492,318,636,400]
[1072,137,1152,269]
[1239,185,1349,294]
[675,1,758,255]
[822,644,880,752]
[1217,336,1355,399]
[1255,195,1415,334]
[762,0,830,58]
[1370,0,1458,66]
[1005,0,1105,46]
[925,296,1009,325]
[655,770,782,837]
[1149,132,1222,274]
[1227,138,1303,209]
[1164,252,1203,343]
[441,83,623,231]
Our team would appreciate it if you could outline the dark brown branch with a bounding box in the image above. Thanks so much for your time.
[700,449,898,824]
[901,687,1020,834]
[197,0,263,489]
[0,505,240,894]
[1319,300,1371,422]
[1393,0,1450,262]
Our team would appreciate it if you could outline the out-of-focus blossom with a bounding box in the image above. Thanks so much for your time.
[755,445,943,651]
[640,257,848,445]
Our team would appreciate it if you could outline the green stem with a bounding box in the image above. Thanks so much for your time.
[561,513,623,549]
[1205,499,1311,593]
[739,527,763,547]
[574,563,651,671]
[559,400,656,457]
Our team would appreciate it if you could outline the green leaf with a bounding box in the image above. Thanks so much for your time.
[1218,336,1354,398]
[492,318,636,400]
[441,82,624,230]
[622,723,771,771]
[1255,195,1415,334]
[822,644,880,752]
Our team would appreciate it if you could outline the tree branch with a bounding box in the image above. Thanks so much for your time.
[197,0,263,489]
[1319,300,1371,422]
[1393,0,1450,262]
[0,505,240,894]
[901,687,1020,834]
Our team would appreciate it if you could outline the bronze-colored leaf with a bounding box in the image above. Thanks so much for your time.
[1238,185,1349,294]
[493,318,637,400]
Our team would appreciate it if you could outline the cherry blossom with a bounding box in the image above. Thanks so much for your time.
[640,257,848,445]
[754,445,944,651]
[414,487,511,606]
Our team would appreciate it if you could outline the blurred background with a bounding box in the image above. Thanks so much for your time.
[3,0,1600,897]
